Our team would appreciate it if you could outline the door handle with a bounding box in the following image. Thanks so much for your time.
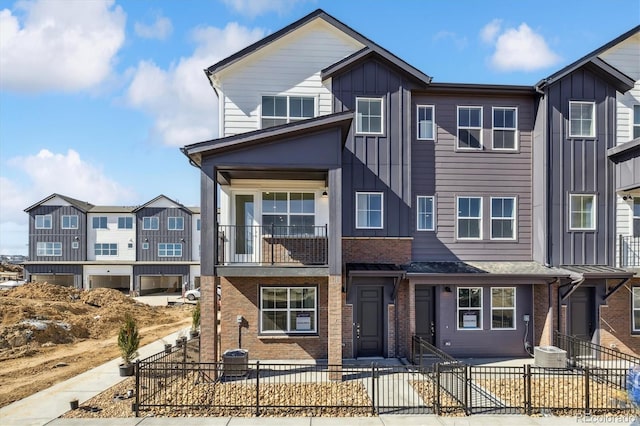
[355,323,360,339]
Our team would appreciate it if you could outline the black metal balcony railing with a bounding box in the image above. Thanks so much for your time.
[619,235,640,268]
[217,225,328,266]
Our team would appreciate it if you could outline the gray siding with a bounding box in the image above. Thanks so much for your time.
[28,205,87,261]
[546,68,618,266]
[332,59,416,237]
[136,207,192,262]
[411,93,535,261]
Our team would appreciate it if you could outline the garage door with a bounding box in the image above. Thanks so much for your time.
[89,275,130,292]
[31,274,75,287]
[140,275,182,295]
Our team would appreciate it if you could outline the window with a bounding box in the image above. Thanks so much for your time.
[491,287,516,329]
[92,216,107,229]
[196,219,201,231]
[61,215,78,229]
[457,197,482,239]
[493,107,517,150]
[417,105,435,140]
[457,287,482,330]
[262,192,315,235]
[569,101,595,138]
[261,95,314,128]
[634,105,640,139]
[142,242,149,250]
[634,199,640,238]
[168,217,184,230]
[458,106,482,149]
[143,217,159,230]
[491,197,516,240]
[356,192,383,229]
[569,194,596,230]
[72,241,79,249]
[118,217,133,229]
[260,286,317,334]
[158,243,182,257]
[417,196,435,231]
[37,242,62,256]
[633,288,640,332]
[94,243,117,256]
[356,97,383,134]
[127,242,134,249]
[35,215,52,229]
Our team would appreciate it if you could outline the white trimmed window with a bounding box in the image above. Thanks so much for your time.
[158,243,182,257]
[569,101,595,138]
[142,242,149,250]
[417,196,435,231]
[356,97,383,134]
[262,192,315,235]
[143,217,159,230]
[37,242,62,256]
[634,105,640,139]
[261,95,314,128]
[491,197,516,240]
[168,217,184,231]
[92,216,107,229]
[458,106,482,149]
[491,287,516,329]
[260,286,317,334]
[569,194,596,230]
[492,107,517,150]
[356,192,383,229]
[95,243,117,256]
[61,215,78,229]
[633,199,640,238]
[633,288,640,332]
[457,287,482,330]
[72,241,79,249]
[417,105,435,140]
[35,215,52,229]
[457,197,482,239]
[118,217,133,229]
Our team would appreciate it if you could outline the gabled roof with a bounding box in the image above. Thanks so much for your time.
[205,9,431,87]
[24,193,94,213]
[132,195,191,214]
[536,25,639,91]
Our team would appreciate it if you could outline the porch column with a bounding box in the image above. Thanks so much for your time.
[200,275,218,363]
[328,274,342,379]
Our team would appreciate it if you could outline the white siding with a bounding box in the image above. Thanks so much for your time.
[87,213,136,261]
[42,196,71,206]
[83,265,133,290]
[192,213,201,261]
[216,19,363,136]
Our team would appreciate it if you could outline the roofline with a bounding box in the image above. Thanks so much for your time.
[24,193,94,213]
[416,82,537,96]
[405,272,571,279]
[608,137,640,162]
[132,194,191,213]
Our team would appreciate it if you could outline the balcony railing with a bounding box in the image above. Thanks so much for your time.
[619,235,640,268]
[217,225,328,266]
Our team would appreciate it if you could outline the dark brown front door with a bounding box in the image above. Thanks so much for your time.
[356,286,383,357]
[570,286,595,341]
[415,286,435,344]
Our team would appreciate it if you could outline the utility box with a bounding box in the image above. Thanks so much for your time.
[534,346,567,368]
[222,349,248,377]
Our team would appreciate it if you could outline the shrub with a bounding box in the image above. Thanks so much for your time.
[118,313,140,365]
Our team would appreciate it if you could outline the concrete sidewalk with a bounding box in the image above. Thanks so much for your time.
[0,325,192,426]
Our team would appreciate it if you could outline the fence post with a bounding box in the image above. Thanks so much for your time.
[255,361,260,416]
[371,363,377,415]
[271,224,275,264]
[419,338,424,368]
[464,364,470,416]
[525,364,531,416]
[584,367,590,415]
[135,359,140,417]
[434,363,441,416]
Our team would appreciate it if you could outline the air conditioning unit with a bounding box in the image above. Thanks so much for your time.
[534,346,567,368]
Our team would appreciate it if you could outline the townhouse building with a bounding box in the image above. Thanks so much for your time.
[23,194,201,295]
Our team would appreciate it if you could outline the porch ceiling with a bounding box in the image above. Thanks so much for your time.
[217,169,327,185]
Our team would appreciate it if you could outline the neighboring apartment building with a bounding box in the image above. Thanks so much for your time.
[23,194,201,295]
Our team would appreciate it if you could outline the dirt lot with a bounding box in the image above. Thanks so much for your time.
[0,282,193,408]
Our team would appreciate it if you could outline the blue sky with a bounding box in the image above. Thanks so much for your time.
[1,0,638,255]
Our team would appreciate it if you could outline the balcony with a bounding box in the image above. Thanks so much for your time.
[619,235,640,268]
[217,225,328,266]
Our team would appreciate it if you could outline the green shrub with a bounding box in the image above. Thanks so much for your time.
[192,301,201,331]
[118,313,140,365]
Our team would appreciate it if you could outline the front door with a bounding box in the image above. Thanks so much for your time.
[234,194,255,262]
[570,286,595,341]
[415,286,435,344]
[356,286,383,357]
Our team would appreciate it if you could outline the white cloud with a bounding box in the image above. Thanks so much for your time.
[487,23,561,72]
[0,0,126,93]
[126,22,265,146]
[480,19,502,44]
[221,0,310,18]
[134,14,173,40]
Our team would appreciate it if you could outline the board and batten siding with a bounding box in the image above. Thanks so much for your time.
[28,205,87,261]
[411,93,535,261]
[135,207,192,262]
[217,19,363,137]
[332,59,417,237]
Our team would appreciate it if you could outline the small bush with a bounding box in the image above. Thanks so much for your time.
[118,313,140,365]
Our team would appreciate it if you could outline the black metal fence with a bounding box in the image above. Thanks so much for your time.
[620,235,640,268]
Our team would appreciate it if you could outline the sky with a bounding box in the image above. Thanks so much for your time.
[1,0,638,255]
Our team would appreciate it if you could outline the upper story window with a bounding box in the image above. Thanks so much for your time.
[417,105,435,140]
[262,192,315,235]
[37,242,62,256]
[118,217,133,229]
[61,215,78,229]
[143,216,159,230]
[260,286,317,334]
[569,101,595,138]
[492,107,517,150]
[457,196,482,239]
[168,217,184,231]
[261,95,314,128]
[356,192,383,229]
[491,197,516,240]
[196,219,201,231]
[92,216,107,229]
[458,106,482,149]
[633,105,640,139]
[158,243,182,257]
[417,196,435,231]
[569,194,596,230]
[35,215,52,229]
[95,243,117,256]
[457,287,482,330]
[633,199,640,238]
[356,97,383,135]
